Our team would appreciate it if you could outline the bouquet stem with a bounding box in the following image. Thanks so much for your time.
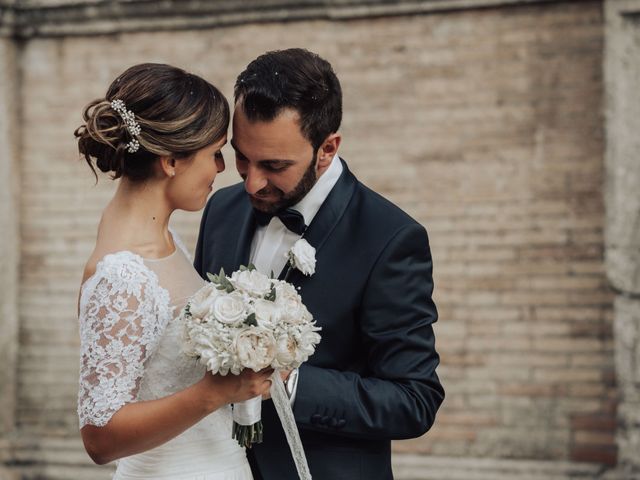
[232,395,263,448]
[233,420,264,448]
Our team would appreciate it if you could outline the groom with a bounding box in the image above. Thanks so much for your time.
[195,48,444,479]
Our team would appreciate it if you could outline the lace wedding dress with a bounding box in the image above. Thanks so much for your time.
[77,233,252,479]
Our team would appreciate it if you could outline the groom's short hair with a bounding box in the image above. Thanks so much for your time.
[234,48,342,151]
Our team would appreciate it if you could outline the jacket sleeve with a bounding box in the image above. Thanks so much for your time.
[292,223,444,440]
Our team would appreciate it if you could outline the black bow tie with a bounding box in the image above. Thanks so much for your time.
[253,208,307,235]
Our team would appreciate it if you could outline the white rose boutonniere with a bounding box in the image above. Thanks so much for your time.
[287,238,316,276]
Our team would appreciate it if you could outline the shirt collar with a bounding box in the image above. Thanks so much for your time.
[293,154,343,226]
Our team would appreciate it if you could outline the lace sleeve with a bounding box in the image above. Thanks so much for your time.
[77,252,172,428]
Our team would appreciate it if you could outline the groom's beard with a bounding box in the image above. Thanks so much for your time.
[250,156,317,214]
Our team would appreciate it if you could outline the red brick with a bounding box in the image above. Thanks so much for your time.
[570,445,617,466]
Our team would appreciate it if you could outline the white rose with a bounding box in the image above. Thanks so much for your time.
[203,350,222,373]
[204,352,237,376]
[274,335,297,368]
[213,292,247,325]
[231,269,272,297]
[234,327,277,371]
[293,328,321,365]
[188,282,220,319]
[287,239,316,276]
[183,322,209,350]
[273,281,311,324]
[275,281,299,302]
[253,298,281,328]
[281,297,307,324]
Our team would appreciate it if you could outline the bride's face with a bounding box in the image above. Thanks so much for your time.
[167,136,227,211]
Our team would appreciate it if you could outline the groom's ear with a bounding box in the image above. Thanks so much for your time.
[316,133,341,174]
[159,156,177,178]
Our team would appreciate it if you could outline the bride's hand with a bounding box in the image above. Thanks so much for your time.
[80,368,274,465]
[261,369,291,400]
[201,368,274,406]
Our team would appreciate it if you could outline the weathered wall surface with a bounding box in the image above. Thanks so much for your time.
[604,1,640,477]
[0,36,20,480]
[2,0,622,478]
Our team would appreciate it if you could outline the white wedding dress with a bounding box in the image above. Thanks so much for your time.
[77,233,252,479]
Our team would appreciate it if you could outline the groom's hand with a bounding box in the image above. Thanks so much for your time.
[261,369,291,400]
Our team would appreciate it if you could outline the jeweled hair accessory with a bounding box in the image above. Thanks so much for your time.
[110,99,141,153]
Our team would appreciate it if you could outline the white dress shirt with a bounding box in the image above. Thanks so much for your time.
[249,155,343,403]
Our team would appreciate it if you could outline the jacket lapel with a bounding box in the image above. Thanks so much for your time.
[233,198,257,270]
[278,158,357,281]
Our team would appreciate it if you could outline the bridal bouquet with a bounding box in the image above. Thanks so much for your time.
[181,264,321,448]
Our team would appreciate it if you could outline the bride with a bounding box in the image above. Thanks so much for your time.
[74,63,271,479]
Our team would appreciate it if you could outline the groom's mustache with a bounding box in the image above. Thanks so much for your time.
[254,187,282,197]
[239,177,283,199]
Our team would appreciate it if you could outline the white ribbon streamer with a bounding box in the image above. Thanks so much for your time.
[270,371,312,480]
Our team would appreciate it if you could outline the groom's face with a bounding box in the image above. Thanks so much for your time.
[231,104,318,213]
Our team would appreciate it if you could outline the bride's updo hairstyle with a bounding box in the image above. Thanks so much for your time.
[75,63,229,181]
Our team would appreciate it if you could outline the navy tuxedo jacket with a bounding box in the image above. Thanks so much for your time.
[194,159,444,479]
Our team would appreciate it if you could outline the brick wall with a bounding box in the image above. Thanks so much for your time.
[14,0,613,470]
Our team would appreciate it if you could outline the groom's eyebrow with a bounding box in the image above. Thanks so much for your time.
[230,139,294,164]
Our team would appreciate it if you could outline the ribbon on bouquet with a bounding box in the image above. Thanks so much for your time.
[232,372,312,479]
[269,370,312,480]
[232,396,262,426]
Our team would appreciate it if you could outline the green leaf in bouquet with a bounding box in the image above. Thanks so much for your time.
[247,263,257,271]
[206,272,218,283]
[217,269,235,293]
[207,270,223,284]
[207,268,235,292]
[264,284,276,302]
[222,278,235,293]
[244,313,257,326]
